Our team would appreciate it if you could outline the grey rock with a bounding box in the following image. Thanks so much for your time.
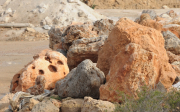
[67,35,108,69]
[31,100,59,112]
[142,10,157,20]
[43,25,51,30]
[55,59,105,98]
[57,49,67,57]
[93,19,115,36]
[162,31,180,55]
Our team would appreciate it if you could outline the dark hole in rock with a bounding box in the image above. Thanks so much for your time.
[48,65,57,72]
[64,72,66,75]
[32,66,35,69]
[45,56,52,63]
[17,74,20,78]
[39,70,44,75]
[15,81,18,85]
[57,61,63,65]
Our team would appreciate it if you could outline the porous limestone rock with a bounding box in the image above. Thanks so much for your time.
[10,49,69,93]
[93,19,115,36]
[81,97,115,112]
[31,100,59,112]
[55,59,105,98]
[26,75,46,95]
[162,31,180,55]
[48,26,66,49]
[97,18,177,102]
[67,35,108,69]
[63,22,98,50]
[61,99,84,112]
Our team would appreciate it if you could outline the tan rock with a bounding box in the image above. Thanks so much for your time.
[10,49,69,93]
[167,51,180,63]
[67,35,107,69]
[139,13,163,31]
[97,18,177,102]
[26,75,46,95]
[61,99,84,112]
[81,97,115,112]
[26,27,36,33]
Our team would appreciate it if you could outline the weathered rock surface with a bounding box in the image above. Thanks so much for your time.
[67,35,108,69]
[139,13,162,31]
[167,51,180,63]
[49,19,114,51]
[19,98,39,112]
[55,59,105,98]
[81,97,115,112]
[26,75,46,95]
[162,31,180,55]
[97,18,177,102]
[10,49,69,93]
[93,19,115,36]
[31,100,59,112]
[61,99,84,112]
[141,10,157,20]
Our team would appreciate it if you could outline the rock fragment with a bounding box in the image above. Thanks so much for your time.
[55,59,105,99]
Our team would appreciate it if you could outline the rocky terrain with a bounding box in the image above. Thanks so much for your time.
[0,0,180,112]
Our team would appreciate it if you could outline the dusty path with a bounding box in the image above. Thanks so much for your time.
[0,41,49,98]
[95,8,180,21]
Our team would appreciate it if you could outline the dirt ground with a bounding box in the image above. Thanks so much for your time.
[0,8,180,100]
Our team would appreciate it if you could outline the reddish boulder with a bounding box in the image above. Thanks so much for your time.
[10,49,69,93]
[97,18,177,102]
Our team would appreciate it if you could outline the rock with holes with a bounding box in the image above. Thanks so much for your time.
[48,26,67,49]
[81,97,115,112]
[10,49,69,93]
[93,19,115,36]
[26,75,46,95]
[67,35,108,69]
[162,31,180,55]
[63,22,98,50]
[55,59,105,98]
[49,19,114,51]
[97,18,177,102]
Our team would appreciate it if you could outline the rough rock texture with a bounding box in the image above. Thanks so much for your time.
[19,98,39,112]
[49,19,114,51]
[93,19,115,36]
[31,100,59,112]
[26,75,46,95]
[63,22,98,50]
[141,10,157,20]
[42,97,61,108]
[61,99,84,112]
[139,13,162,31]
[55,59,105,98]
[162,31,180,55]
[67,35,108,69]
[97,18,177,102]
[48,26,66,49]
[81,97,115,112]
[10,49,69,93]
[167,51,180,63]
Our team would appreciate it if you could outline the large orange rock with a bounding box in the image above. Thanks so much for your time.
[10,49,69,93]
[97,18,177,102]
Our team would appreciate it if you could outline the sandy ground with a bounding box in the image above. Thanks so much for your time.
[0,8,180,100]
[0,41,49,99]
